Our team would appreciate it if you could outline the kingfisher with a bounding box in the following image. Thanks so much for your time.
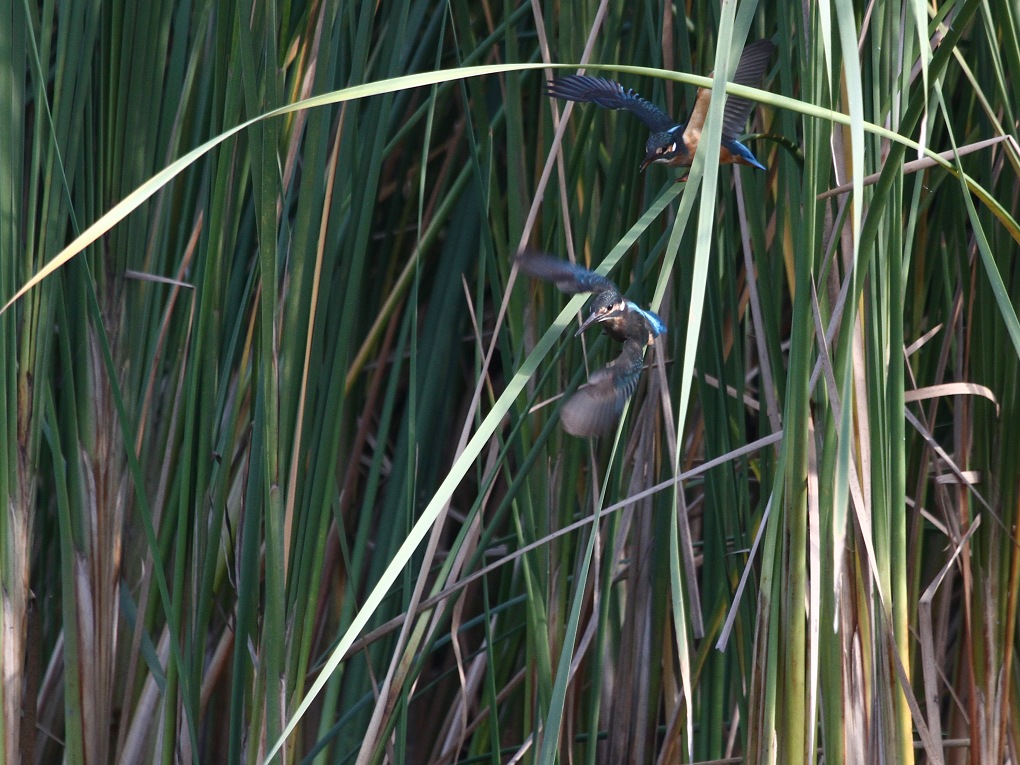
[517,250,666,437]
[546,40,775,173]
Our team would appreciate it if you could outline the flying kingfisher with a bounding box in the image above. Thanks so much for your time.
[517,250,666,437]
[546,40,775,173]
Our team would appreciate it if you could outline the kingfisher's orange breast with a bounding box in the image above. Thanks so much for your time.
[665,144,751,167]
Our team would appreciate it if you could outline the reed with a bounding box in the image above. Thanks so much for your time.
[2,0,1017,762]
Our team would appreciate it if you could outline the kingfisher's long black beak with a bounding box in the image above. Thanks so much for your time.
[639,155,654,172]
[575,310,605,336]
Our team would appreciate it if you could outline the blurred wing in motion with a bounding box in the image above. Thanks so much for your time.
[560,340,644,437]
[516,249,617,296]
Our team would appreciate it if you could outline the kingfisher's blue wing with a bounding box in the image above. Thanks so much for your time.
[546,76,676,134]
[560,341,645,437]
[516,250,617,296]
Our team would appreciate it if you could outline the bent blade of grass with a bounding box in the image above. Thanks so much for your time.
[265,164,685,763]
[8,57,1018,319]
[262,296,577,763]
[0,64,525,314]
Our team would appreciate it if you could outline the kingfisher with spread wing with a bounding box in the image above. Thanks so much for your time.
[517,250,665,437]
[546,40,775,173]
